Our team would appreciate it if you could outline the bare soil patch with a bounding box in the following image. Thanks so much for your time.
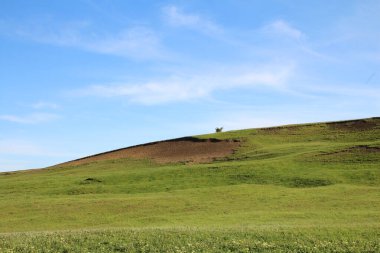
[258,125,302,135]
[327,119,377,131]
[320,145,380,156]
[60,137,240,166]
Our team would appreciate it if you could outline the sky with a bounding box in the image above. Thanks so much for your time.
[0,0,379,171]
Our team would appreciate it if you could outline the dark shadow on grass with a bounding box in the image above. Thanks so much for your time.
[286,177,333,188]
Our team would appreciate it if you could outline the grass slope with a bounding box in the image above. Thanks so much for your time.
[1,117,379,252]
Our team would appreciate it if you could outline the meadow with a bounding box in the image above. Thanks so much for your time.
[0,118,379,252]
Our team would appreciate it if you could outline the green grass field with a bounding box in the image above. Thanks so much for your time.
[1,118,379,252]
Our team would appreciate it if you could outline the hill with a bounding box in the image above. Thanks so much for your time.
[0,117,379,252]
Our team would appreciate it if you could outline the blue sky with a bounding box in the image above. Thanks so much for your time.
[0,0,379,171]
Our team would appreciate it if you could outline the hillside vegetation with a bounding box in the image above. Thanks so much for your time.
[0,117,379,252]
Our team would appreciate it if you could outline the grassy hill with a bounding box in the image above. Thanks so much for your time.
[1,117,379,252]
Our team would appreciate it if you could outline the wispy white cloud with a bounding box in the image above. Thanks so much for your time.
[86,82,209,104]
[76,64,294,104]
[263,20,304,40]
[162,5,222,35]
[258,19,339,62]
[32,102,59,109]
[13,21,165,60]
[82,27,164,59]
[0,113,59,124]
[75,60,380,106]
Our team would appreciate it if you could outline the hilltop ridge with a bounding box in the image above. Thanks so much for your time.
[56,117,379,168]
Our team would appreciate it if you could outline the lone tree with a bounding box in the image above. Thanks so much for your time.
[215,127,223,133]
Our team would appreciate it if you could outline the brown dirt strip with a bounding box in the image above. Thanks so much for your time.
[319,145,380,156]
[326,119,378,130]
[258,118,379,133]
[59,137,241,166]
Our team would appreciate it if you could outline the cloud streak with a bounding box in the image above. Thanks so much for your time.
[32,102,59,110]
[163,5,222,35]
[263,20,304,40]
[0,113,59,124]
[82,27,164,59]
[13,21,165,60]
[76,64,294,104]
